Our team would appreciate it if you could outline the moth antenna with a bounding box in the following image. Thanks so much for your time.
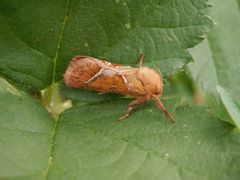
[138,53,145,67]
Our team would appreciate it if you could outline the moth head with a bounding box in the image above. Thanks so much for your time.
[137,67,163,96]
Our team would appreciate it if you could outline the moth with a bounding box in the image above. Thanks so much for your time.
[64,54,175,123]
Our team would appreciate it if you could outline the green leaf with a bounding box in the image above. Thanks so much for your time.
[217,86,240,129]
[0,78,20,96]
[0,0,212,91]
[51,100,240,180]
[2,1,239,180]
[188,0,240,126]
[0,81,55,179]
[1,79,240,179]
[238,0,240,8]
[0,15,53,90]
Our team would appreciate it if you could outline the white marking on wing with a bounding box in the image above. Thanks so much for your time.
[84,68,104,84]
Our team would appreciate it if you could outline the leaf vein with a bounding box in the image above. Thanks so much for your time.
[43,0,71,178]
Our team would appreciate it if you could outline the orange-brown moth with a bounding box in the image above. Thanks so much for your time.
[64,54,175,123]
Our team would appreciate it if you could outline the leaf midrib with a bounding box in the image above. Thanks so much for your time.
[42,0,70,179]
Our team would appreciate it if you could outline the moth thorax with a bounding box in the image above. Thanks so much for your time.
[137,67,162,95]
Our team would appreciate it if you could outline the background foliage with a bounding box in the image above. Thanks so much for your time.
[0,0,240,179]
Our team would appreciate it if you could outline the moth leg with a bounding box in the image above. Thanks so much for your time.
[152,95,175,123]
[118,97,147,121]
[138,53,145,67]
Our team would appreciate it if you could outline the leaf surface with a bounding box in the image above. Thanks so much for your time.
[0,0,212,90]
[1,1,239,180]
[1,79,240,179]
[188,0,240,126]
[49,99,240,180]
[0,80,54,179]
